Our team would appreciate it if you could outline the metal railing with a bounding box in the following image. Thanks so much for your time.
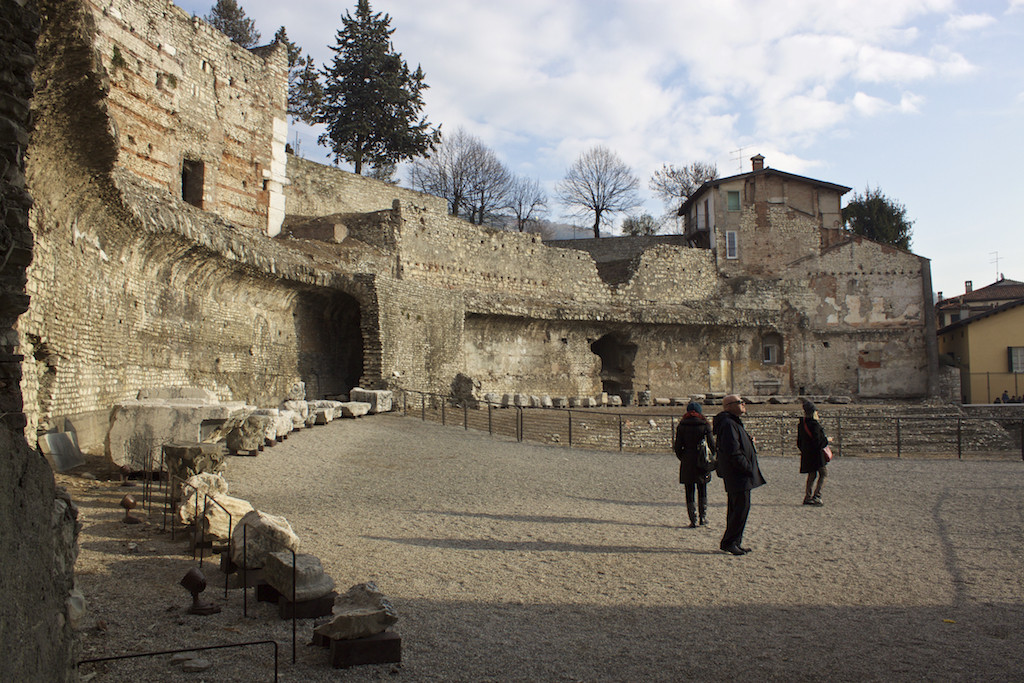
[396,389,1024,460]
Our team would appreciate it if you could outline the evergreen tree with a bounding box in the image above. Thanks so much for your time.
[841,186,914,249]
[274,27,323,123]
[317,0,439,174]
[205,0,260,48]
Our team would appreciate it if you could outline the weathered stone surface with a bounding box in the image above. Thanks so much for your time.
[107,400,247,470]
[540,395,553,408]
[137,387,219,404]
[608,395,622,407]
[349,388,393,414]
[281,400,309,428]
[314,582,398,641]
[309,399,343,419]
[483,392,500,406]
[287,381,306,401]
[230,510,300,569]
[179,472,229,525]
[163,441,225,484]
[501,393,514,407]
[264,552,335,602]
[581,397,597,408]
[200,494,255,544]
[226,414,272,452]
[38,432,85,473]
[552,397,568,408]
[313,408,333,424]
[529,395,542,408]
[339,402,371,418]
[252,408,294,440]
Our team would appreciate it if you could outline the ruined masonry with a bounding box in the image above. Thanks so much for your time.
[20,0,939,454]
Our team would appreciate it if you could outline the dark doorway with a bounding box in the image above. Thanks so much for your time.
[590,333,637,398]
[294,290,364,398]
[182,159,204,208]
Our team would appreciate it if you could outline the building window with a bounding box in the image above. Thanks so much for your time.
[182,159,204,208]
[727,190,740,211]
[725,231,738,259]
[1009,347,1024,373]
[762,332,783,365]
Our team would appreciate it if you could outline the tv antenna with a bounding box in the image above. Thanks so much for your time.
[990,251,1001,280]
[730,146,752,173]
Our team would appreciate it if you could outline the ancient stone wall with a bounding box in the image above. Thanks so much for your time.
[287,154,447,217]
[79,0,288,235]
[0,1,79,680]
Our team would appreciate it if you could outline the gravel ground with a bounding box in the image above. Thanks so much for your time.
[66,413,1024,682]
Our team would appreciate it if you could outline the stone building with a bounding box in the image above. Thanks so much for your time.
[20,0,939,453]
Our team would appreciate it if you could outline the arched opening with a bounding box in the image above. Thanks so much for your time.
[293,289,364,398]
[590,333,637,399]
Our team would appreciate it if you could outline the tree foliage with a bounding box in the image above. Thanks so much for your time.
[409,127,513,225]
[205,0,260,48]
[315,0,439,174]
[507,176,548,233]
[841,186,913,249]
[556,146,641,238]
[621,213,662,236]
[649,161,718,209]
[273,27,323,123]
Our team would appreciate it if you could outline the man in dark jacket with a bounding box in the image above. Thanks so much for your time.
[713,394,766,556]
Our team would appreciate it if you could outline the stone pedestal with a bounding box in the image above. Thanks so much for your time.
[329,631,401,669]
[278,592,337,619]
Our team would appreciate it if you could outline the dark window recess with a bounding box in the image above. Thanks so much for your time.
[182,159,204,208]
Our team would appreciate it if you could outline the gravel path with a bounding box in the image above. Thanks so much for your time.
[69,413,1024,682]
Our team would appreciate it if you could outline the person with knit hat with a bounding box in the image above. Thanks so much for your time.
[673,401,716,527]
[797,401,832,506]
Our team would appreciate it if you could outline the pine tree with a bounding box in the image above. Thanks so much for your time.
[274,27,323,123]
[317,0,439,174]
[205,0,260,49]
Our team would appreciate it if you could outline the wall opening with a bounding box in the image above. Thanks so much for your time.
[293,290,364,398]
[182,159,204,208]
[590,333,637,399]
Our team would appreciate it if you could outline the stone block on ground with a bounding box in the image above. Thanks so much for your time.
[608,395,622,407]
[513,393,529,407]
[178,472,229,524]
[264,552,335,602]
[38,432,85,473]
[279,592,337,620]
[230,510,300,569]
[107,399,248,470]
[483,392,500,406]
[226,414,272,453]
[281,400,309,428]
[551,397,568,409]
[339,402,371,418]
[313,582,398,641]
[252,408,294,440]
[163,441,225,484]
[581,397,597,408]
[348,388,393,414]
[329,631,401,669]
[541,396,553,408]
[287,381,306,401]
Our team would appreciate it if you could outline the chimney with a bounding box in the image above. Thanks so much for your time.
[751,154,765,171]
[965,280,973,293]
[937,291,943,301]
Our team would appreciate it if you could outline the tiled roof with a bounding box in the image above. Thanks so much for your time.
[936,278,1024,309]
[937,296,1024,334]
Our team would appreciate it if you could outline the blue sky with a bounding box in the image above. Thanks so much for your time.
[175,0,1024,299]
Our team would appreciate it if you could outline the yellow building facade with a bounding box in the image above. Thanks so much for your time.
[938,299,1024,403]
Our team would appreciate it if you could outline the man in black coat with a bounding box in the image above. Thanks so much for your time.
[713,394,766,556]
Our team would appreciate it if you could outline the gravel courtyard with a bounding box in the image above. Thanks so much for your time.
[69,413,1024,682]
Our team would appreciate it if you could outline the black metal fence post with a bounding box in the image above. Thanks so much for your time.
[568,409,573,447]
[618,415,623,452]
[957,418,962,459]
[896,418,902,458]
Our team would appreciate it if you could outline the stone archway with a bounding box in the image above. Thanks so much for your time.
[590,333,637,399]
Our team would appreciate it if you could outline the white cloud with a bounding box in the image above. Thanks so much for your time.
[1009,0,1024,14]
[944,14,996,32]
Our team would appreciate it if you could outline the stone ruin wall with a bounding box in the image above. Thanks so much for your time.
[20,165,380,448]
[287,154,448,218]
[0,1,79,680]
[81,0,288,235]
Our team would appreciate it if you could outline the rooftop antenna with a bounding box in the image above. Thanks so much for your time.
[730,146,751,173]
[990,251,1000,280]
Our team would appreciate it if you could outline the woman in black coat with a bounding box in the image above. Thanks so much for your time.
[797,401,831,506]
[673,401,716,527]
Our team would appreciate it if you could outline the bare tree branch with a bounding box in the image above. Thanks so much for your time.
[556,146,640,238]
